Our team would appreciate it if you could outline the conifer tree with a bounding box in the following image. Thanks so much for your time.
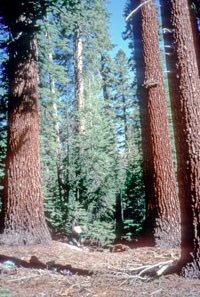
[74,25,84,134]
[127,0,180,247]
[37,0,119,242]
[162,0,200,277]
[68,0,119,242]
[0,21,8,195]
[0,0,52,244]
[113,49,135,151]
[100,54,115,111]
[111,48,145,239]
[38,27,66,229]
[124,0,154,241]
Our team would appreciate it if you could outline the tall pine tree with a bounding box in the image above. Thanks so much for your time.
[0,0,51,244]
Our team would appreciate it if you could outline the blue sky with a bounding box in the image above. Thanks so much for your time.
[107,0,131,56]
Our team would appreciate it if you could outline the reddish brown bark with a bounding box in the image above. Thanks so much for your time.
[140,0,180,247]
[168,0,200,277]
[1,28,51,245]
[128,0,155,243]
[189,0,200,75]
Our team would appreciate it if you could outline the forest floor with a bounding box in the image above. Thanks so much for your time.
[0,239,200,297]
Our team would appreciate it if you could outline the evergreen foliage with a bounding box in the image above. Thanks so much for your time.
[0,0,146,244]
[192,0,200,18]
[0,21,8,196]
[113,49,137,150]
[62,67,119,245]
[123,160,145,237]
[37,12,69,229]
[37,1,119,243]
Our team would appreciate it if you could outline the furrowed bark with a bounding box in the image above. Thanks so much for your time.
[140,0,180,247]
[1,28,51,245]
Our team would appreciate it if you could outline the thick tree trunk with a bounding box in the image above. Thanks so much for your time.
[140,0,180,247]
[168,0,200,277]
[189,0,200,75]
[1,33,51,245]
[129,0,155,243]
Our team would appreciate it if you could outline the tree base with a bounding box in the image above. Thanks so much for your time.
[164,255,200,279]
[0,228,51,246]
[154,225,181,248]
[155,235,180,248]
[181,260,200,278]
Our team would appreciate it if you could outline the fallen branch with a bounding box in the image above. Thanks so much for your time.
[139,260,173,276]
[104,258,175,279]
[150,288,162,296]
[103,272,148,281]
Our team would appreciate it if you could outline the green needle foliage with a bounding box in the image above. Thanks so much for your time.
[0,0,146,244]
[0,22,8,200]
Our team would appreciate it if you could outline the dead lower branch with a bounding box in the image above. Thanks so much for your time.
[126,0,152,21]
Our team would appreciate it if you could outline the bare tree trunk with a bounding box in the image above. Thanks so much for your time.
[74,26,85,202]
[1,33,51,245]
[122,95,128,148]
[100,55,111,111]
[140,0,180,247]
[168,0,200,277]
[74,26,84,134]
[48,52,65,203]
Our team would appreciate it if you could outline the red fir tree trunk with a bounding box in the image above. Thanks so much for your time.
[140,0,180,247]
[168,0,200,277]
[189,0,200,75]
[1,31,51,245]
[128,0,155,244]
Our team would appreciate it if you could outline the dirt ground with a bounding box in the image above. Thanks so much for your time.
[0,240,200,297]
